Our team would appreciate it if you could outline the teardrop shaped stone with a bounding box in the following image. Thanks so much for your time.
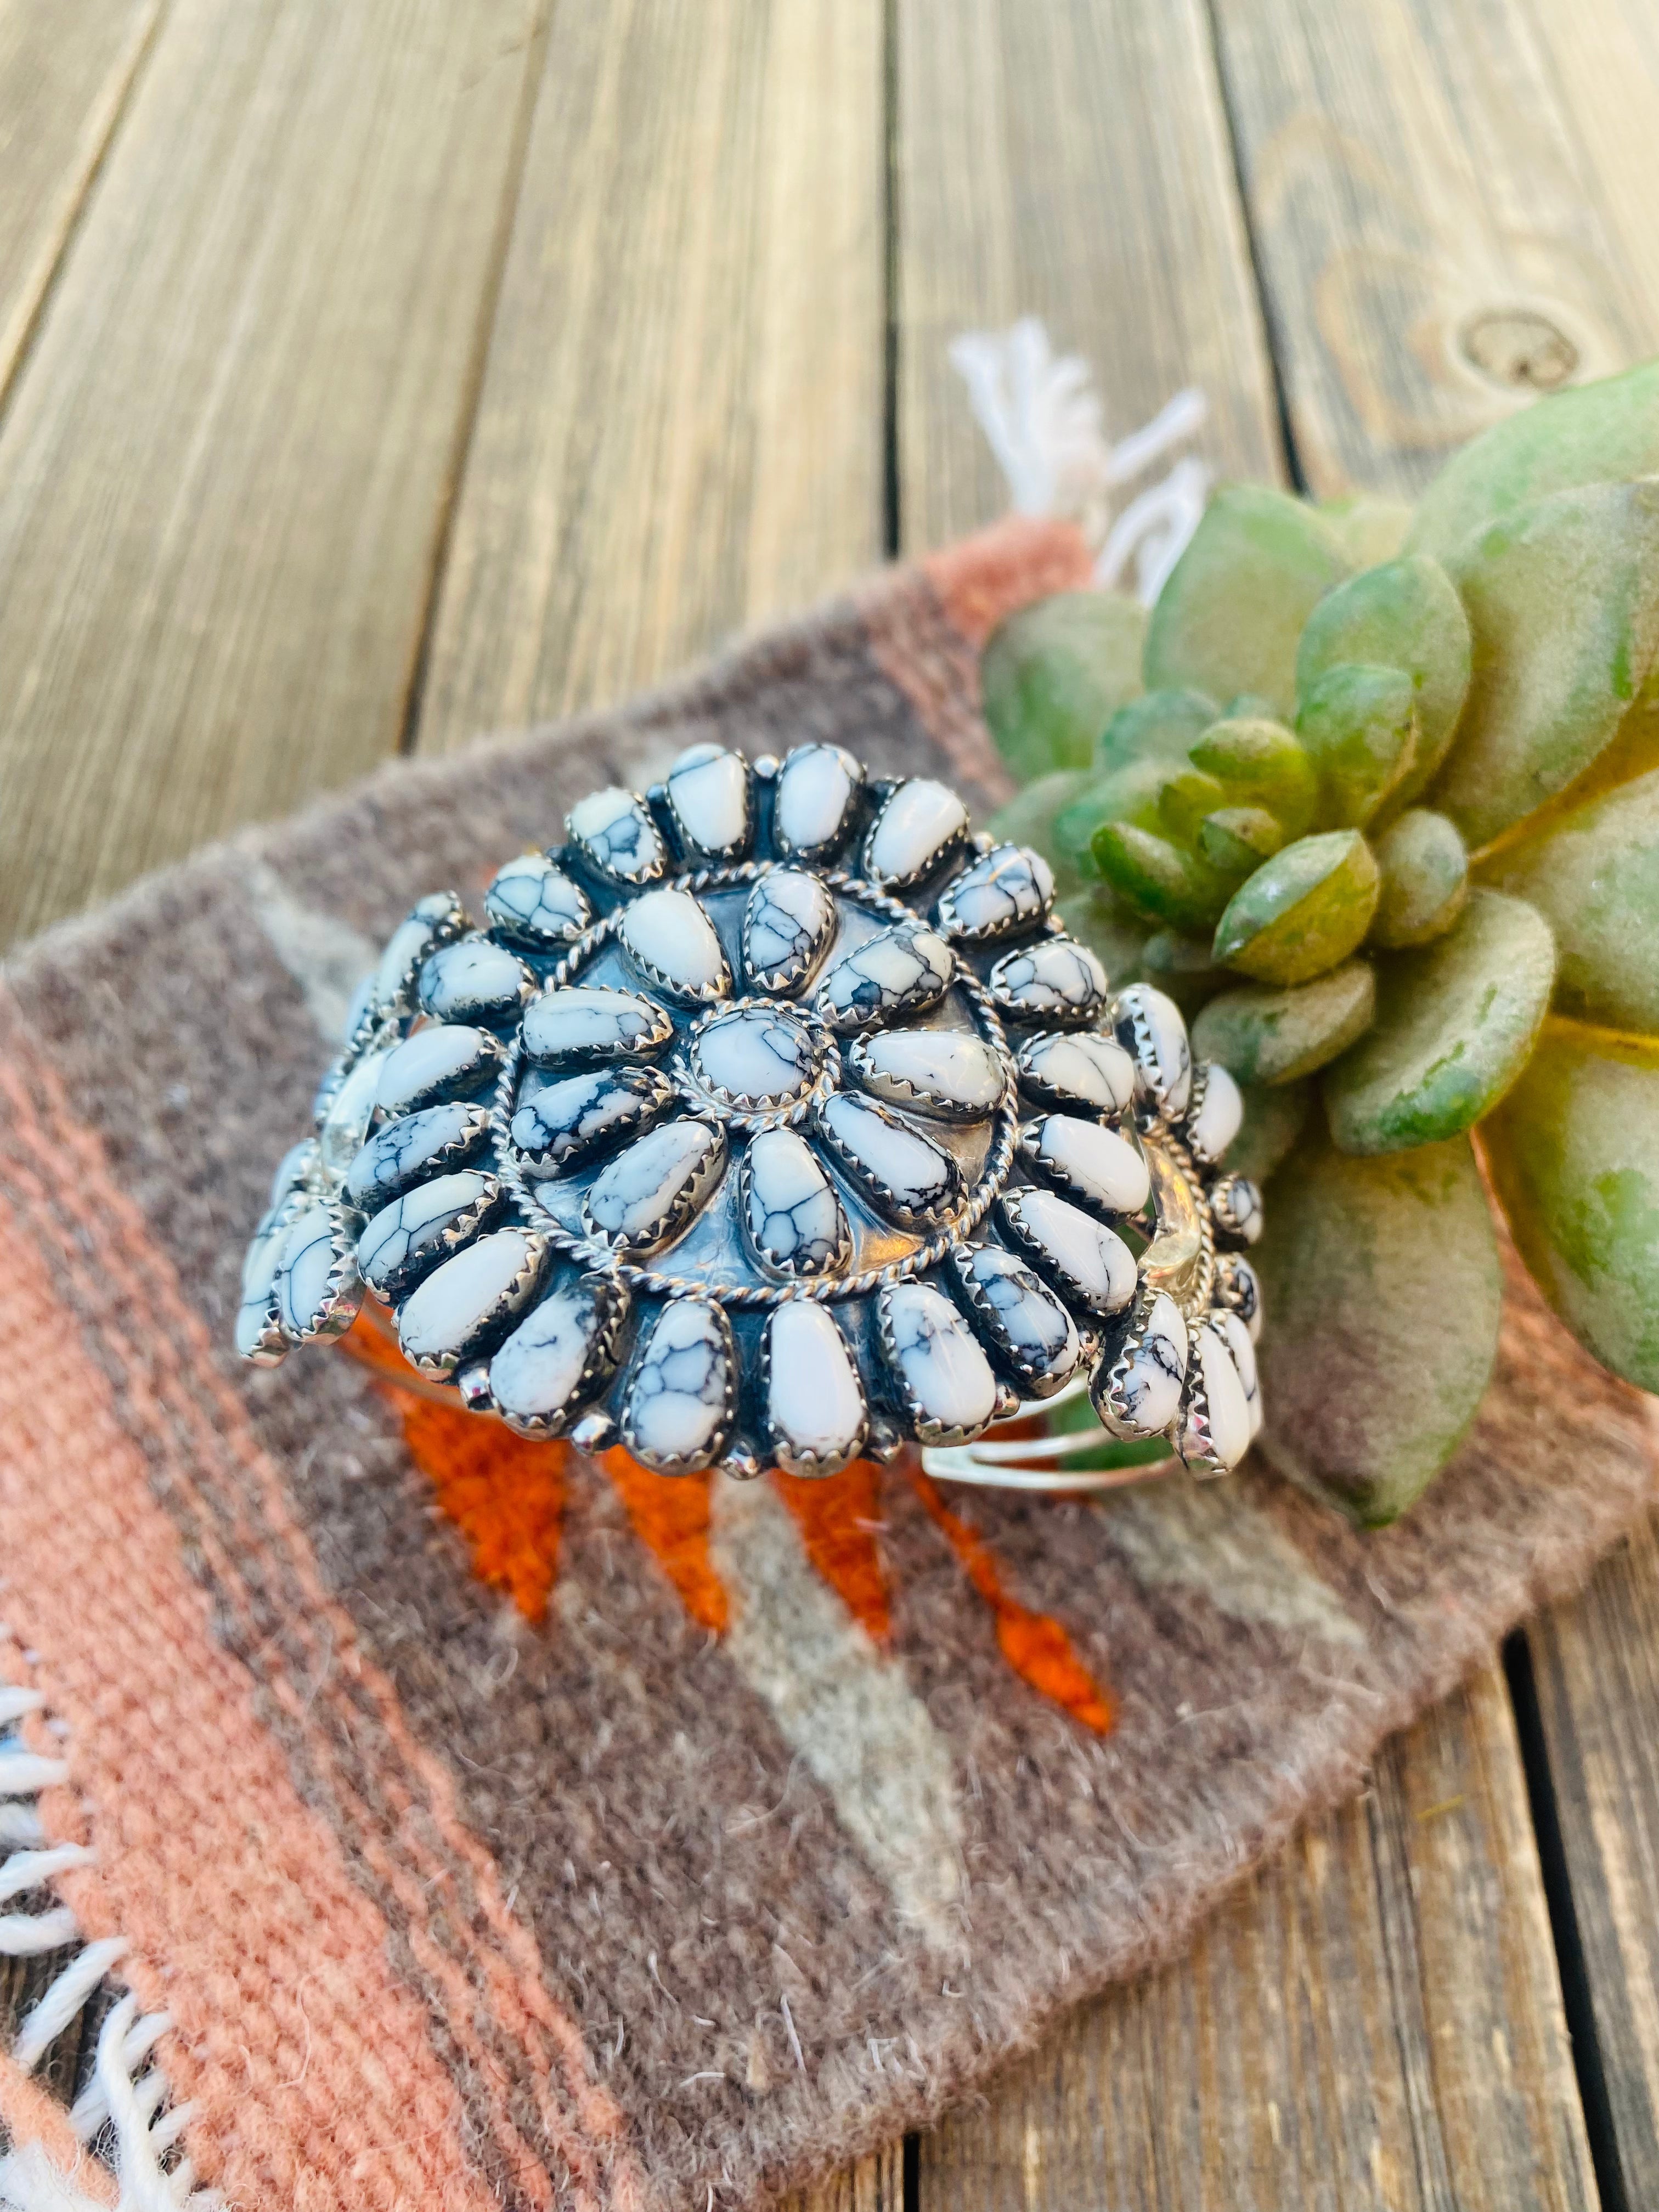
[774,743,864,860]
[375,1024,504,1119]
[622,1296,734,1472]
[741,1126,850,1276]
[742,868,836,994]
[1016,1030,1137,1116]
[765,1301,867,1474]
[269,1137,321,1210]
[997,1187,1137,1317]
[949,1243,1082,1397]
[398,1227,548,1378]
[667,742,752,858]
[937,843,1054,941]
[1210,1306,1262,1438]
[1177,1319,1253,1474]
[510,1066,675,1172]
[484,853,591,947]
[317,1045,396,1185]
[1019,1114,1150,1218]
[1215,1251,1262,1341]
[816,1092,962,1225]
[989,937,1108,1023]
[418,936,534,1027]
[236,1199,300,1363]
[1113,982,1194,1117]
[522,984,675,1066]
[1092,1286,1189,1440]
[1182,1061,1243,1166]
[567,786,667,883]
[583,1119,726,1251]
[863,779,969,887]
[849,1028,1006,1118]
[358,1170,504,1301]
[1209,1172,1265,1248]
[345,1101,492,1214]
[619,887,732,1002]
[878,1279,998,1441]
[373,891,469,1012]
[691,1005,820,1107]
[274,1203,363,1345]
[816,922,953,1033]
[488,1272,627,1437]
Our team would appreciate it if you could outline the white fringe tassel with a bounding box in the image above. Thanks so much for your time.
[0,1688,220,2212]
[948,314,1209,603]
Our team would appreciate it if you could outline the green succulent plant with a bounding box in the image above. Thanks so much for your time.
[980,362,1659,1525]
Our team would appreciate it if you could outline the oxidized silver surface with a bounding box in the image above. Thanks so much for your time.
[236,747,1265,1484]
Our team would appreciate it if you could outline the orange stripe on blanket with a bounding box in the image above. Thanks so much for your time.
[600,1450,731,1635]
[771,1462,891,1642]
[910,1470,1116,1734]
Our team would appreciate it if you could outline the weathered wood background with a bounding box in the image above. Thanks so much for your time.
[2,1,1657,2203]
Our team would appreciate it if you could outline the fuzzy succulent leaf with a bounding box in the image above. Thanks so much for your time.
[1482,768,1659,1036]
[1317,494,1414,568]
[1198,806,1285,871]
[1143,486,1351,718]
[1139,928,1226,1013]
[981,591,1148,780]
[1091,820,1236,933]
[1295,663,1418,830]
[1096,687,1217,773]
[1482,1026,1659,1393]
[1188,715,1318,839]
[1431,478,1659,849]
[1295,554,1472,803]
[1407,359,1659,562]
[1191,959,1375,1085]
[1212,830,1380,984]
[987,769,1093,894]
[1323,887,1555,1154]
[1158,765,1232,844]
[1370,808,1470,948]
[1227,1079,1312,1184]
[1254,1127,1502,1525]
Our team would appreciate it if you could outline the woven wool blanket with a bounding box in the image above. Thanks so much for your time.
[0,516,1654,2212]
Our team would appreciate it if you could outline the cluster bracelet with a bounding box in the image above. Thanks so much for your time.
[235,743,1264,1492]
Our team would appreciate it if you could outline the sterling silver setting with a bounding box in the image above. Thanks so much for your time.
[236,746,1265,1486]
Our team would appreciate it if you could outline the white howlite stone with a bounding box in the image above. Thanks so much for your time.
[851,1028,1006,1117]
[1183,1322,1253,1471]
[418,937,533,1026]
[620,887,731,1001]
[398,1228,544,1373]
[318,1047,392,1182]
[879,1280,998,1440]
[375,1024,501,1119]
[484,854,591,946]
[817,1092,961,1223]
[1096,1290,1189,1439]
[373,893,466,1010]
[693,1006,817,1105]
[584,1120,725,1249]
[1211,1306,1262,1438]
[742,869,835,994]
[1216,1252,1263,1342]
[951,1244,1081,1395]
[623,1297,733,1471]
[236,1204,294,1361]
[345,1101,489,1213]
[1211,1173,1265,1246]
[1183,1062,1243,1165]
[667,742,752,856]
[1023,1114,1151,1217]
[990,938,1108,1020]
[742,1127,849,1274]
[864,779,969,886]
[998,1187,1137,1316]
[522,985,674,1065]
[568,786,665,882]
[765,1301,866,1471]
[269,1137,321,1209]
[358,1170,500,1300]
[510,1068,672,1170]
[1017,1030,1137,1115]
[816,922,953,1031]
[1114,983,1193,1116]
[274,1204,359,1343]
[938,843,1054,940]
[489,1274,618,1434]
[774,743,863,858]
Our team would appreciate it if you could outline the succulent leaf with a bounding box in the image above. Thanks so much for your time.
[1192,959,1375,1085]
[1482,1025,1659,1392]
[1295,663,1418,829]
[1370,809,1470,948]
[1144,485,1351,718]
[1188,715,1318,838]
[1432,478,1659,849]
[1158,765,1232,844]
[1227,1079,1312,1184]
[1054,885,1152,984]
[1091,820,1235,933]
[1211,830,1380,985]
[1198,806,1285,871]
[987,769,1093,894]
[1323,887,1555,1154]
[981,591,1148,780]
[1482,767,1659,1036]
[1254,1127,1502,1525]
[1317,494,1415,568]
[1096,687,1217,774]
[1295,554,1472,801]
[1139,927,1227,1013]
[1052,756,1178,881]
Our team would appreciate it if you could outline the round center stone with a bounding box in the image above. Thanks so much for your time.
[691,1004,821,1109]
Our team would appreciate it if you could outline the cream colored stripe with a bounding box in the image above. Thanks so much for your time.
[1102,1480,1366,1650]
[247,857,376,1043]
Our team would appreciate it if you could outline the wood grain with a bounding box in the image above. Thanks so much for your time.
[0,0,549,949]
[780,2146,904,2212]
[410,0,885,756]
[893,0,1282,552]
[1208,0,1659,496]
[918,1666,1595,2212]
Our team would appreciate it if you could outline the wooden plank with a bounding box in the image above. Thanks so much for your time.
[410,0,885,756]
[893,0,1283,550]
[0,0,162,398]
[0,0,549,949]
[780,2146,903,2212]
[918,1667,1595,2212]
[1207,0,1659,497]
